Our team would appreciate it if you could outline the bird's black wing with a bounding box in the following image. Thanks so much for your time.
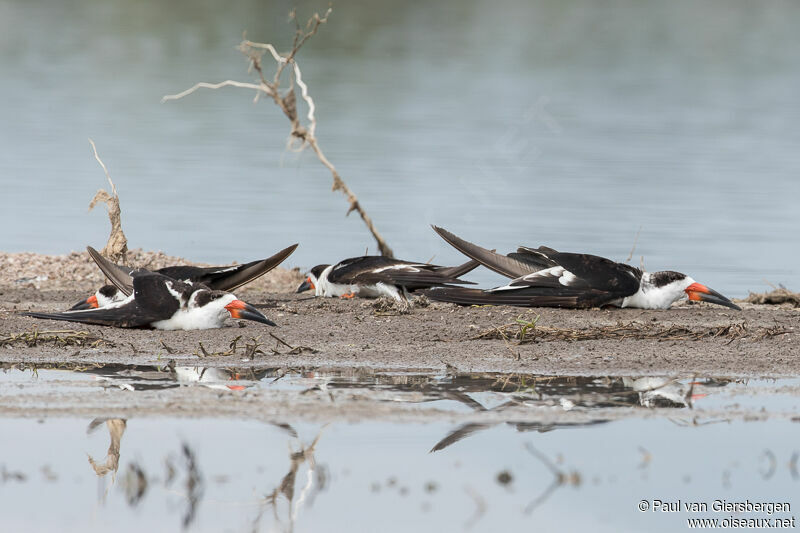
[325,256,409,283]
[175,243,298,292]
[432,226,544,278]
[367,265,476,290]
[130,271,190,318]
[328,256,474,290]
[514,248,642,295]
[87,246,138,296]
[435,258,481,279]
[423,287,593,308]
[24,272,189,328]
[23,304,151,328]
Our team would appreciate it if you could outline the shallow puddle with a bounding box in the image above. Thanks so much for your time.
[1,364,799,532]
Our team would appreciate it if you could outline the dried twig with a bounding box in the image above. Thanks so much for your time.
[162,9,395,257]
[87,139,128,264]
[269,332,318,355]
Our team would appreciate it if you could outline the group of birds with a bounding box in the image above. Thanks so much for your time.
[22,226,740,331]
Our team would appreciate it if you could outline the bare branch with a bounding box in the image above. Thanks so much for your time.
[292,62,317,138]
[163,8,394,257]
[161,80,269,103]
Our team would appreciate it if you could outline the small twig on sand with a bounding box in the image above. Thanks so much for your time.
[162,8,395,257]
[269,332,318,355]
[87,139,128,264]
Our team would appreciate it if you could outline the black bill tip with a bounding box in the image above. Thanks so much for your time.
[686,283,742,311]
[225,300,278,326]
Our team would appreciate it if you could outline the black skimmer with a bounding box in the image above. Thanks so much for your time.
[23,271,276,330]
[70,244,297,310]
[425,226,741,310]
[295,256,480,301]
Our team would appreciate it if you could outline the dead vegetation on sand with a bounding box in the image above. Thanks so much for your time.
[0,328,115,348]
[473,315,789,344]
[745,288,800,308]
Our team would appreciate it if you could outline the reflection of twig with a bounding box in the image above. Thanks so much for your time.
[638,446,652,469]
[789,452,799,481]
[259,427,326,533]
[463,485,487,530]
[523,443,580,514]
[162,9,394,257]
[760,450,777,480]
[87,418,127,480]
[121,462,148,507]
[182,443,204,530]
[668,417,732,428]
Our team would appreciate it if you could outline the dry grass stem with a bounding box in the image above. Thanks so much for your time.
[626,225,642,263]
[162,8,395,257]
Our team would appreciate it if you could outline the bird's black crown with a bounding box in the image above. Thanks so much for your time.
[650,271,687,288]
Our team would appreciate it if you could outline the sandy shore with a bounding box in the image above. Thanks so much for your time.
[1,251,798,378]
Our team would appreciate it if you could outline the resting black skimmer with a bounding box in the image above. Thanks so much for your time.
[296,256,480,301]
[24,271,275,330]
[70,244,297,310]
[425,226,741,310]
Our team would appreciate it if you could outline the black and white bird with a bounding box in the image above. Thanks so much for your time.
[24,271,276,330]
[70,244,297,310]
[295,256,480,301]
[424,226,741,310]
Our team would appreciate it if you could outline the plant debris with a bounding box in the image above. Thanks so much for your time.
[87,139,128,264]
[0,329,114,348]
[372,296,412,315]
[473,318,789,344]
[193,334,316,358]
[745,288,800,308]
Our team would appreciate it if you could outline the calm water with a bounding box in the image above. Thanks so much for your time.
[1,365,799,532]
[2,0,800,295]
